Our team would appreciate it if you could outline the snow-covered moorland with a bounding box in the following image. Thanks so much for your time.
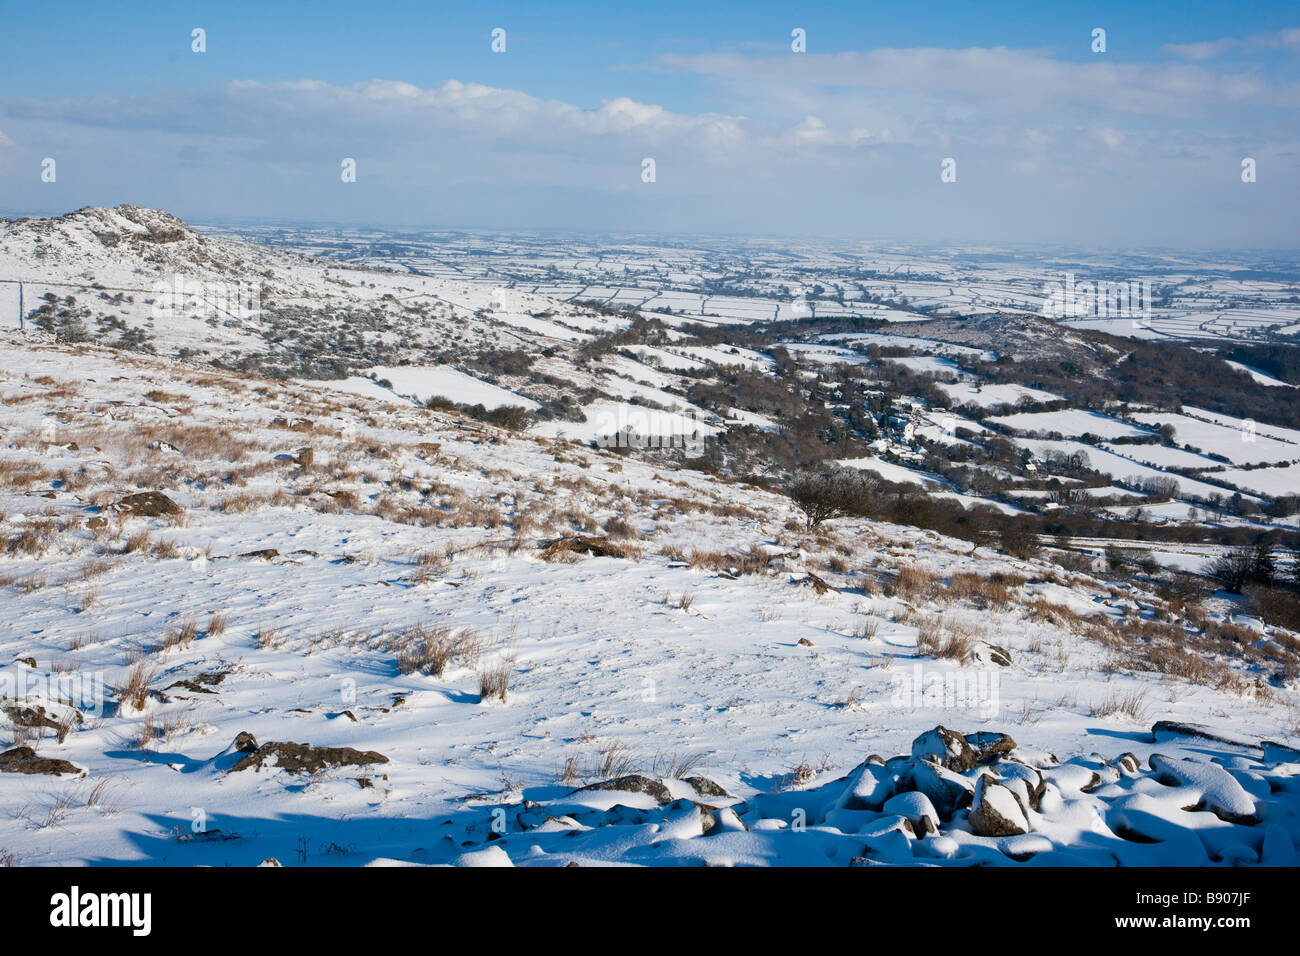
[1,334,1298,866]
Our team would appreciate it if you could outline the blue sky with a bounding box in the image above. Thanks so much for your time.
[2,1,1297,246]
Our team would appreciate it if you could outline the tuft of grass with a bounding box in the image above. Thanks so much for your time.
[123,530,151,554]
[207,611,228,639]
[477,659,513,703]
[116,661,157,711]
[916,615,973,663]
[852,616,880,640]
[1090,689,1149,722]
[893,566,937,602]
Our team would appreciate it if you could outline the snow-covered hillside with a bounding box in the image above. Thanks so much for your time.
[1,333,1298,866]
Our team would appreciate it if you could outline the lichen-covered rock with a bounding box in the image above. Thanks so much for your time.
[228,741,388,774]
[573,773,673,804]
[114,491,181,516]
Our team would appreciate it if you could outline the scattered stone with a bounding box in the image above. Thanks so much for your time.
[573,774,673,804]
[228,741,388,774]
[902,759,975,819]
[165,679,216,695]
[912,726,977,773]
[1,700,80,735]
[239,548,279,560]
[882,791,940,836]
[971,641,1013,667]
[992,760,1046,810]
[1149,754,1259,825]
[970,774,1030,837]
[1151,721,1256,749]
[1043,763,1102,794]
[114,491,181,517]
[1114,752,1142,774]
[685,776,732,799]
[803,572,837,595]
[965,731,1016,764]
[834,759,896,812]
[0,747,82,776]
[712,807,748,832]
[177,829,239,843]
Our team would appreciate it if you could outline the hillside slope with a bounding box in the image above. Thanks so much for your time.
[0,334,1297,865]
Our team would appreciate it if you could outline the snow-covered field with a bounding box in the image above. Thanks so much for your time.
[2,334,1297,867]
[992,410,1154,441]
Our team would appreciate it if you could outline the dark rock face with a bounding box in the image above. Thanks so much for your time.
[228,741,388,774]
[239,549,280,560]
[573,774,673,804]
[969,775,1030,837]
[911,726,978,772]
[0,747,82,776]
[965,731,1017,764]
[685,776,732,799]
[114,491,181,516]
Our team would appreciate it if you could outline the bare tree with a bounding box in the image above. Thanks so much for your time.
[786,470,877,530]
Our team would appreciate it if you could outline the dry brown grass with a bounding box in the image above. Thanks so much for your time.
[852,616,880,640]
[207,611,228,639]
[0,460,54,491]
[123,530,151,554]
[686,547,767,576]
[1090,689,1149,722]
[477,659,513,703]
[116,661,157,711]
[946,571,1018,609]
[5,519,60,557]
[892,565,937,602]
[915,615,975,663]
[150,537,180,560]
[394,623,480,677]
[162,619,198,653]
